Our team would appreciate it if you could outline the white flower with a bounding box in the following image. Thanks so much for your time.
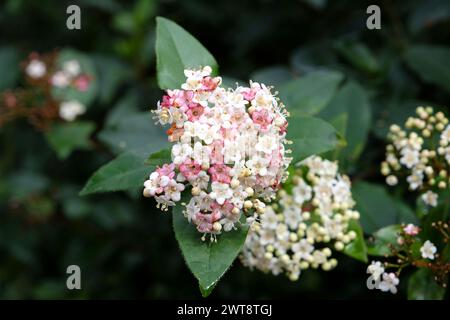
[59,100,86,121]
[255,135,278,154]
[209,182,233,205]
[378,272,399,294]
[386,175,398,186]
[367,261,384,280]
[420,240,437,260]
[421,191,438,207]
[406,171,423,190]
[164,179,185,202]
[400,148,419,169]
[441,125,450,144]
[292,180,312,205]
[292,239,313,260]
[62,60,81,77]
[26,59,46,79]
[51,71,70,88]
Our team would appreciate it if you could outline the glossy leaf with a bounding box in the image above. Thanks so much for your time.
[287,116,343,163]
[172,192,249,293]
[80,150,151,195]
[343,220,368,263]
[279,70,343,116]
[156,17,218,89]
[366,225,401,257]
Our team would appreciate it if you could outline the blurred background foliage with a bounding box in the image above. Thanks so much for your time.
[0,0,449,298]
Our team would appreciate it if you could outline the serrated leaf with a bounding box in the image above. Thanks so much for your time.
[287,116,343,163]
[80,150,151,196]
[155,17,218,89]
[45,121,95,160]
[343,220,368,263]
[172,192,249,293]
[279,70,343,116]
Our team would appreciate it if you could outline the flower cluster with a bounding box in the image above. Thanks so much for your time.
[240,156,360,281]
[25,54,90,122]
[366,222,449,295]
[1,52,93,129]
[143,66,291,237]
[381,106,450,207]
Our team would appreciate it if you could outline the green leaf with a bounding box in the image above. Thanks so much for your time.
[0,46,20,90]
[279,70,344,116]
[404,45,450,92]
[319,82,371,163]
[408,268,446,300]
[98,111,168,155]
[155,17,218,89]
[145,148,171,165]
[172,192,249,293]
[287,116,343,163]
[366,225,401,256]
[343,220,368,263]
[352,182,417,234]
[45,121,95,160]
[51,49,98,106]
[334,41,380,74]
[80,150,151,195]
[199,282,217,298]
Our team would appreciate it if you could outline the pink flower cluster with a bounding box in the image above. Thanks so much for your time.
[143,66,292,237]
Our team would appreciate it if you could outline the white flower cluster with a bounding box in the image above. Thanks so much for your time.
[366,261,400,294]
[382,106,450,207]
[240,156,360,281]
[144,66,291,237]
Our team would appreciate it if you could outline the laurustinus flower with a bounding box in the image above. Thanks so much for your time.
[381,106,450,208]
[143,66,291,238]
[240,156,360,281]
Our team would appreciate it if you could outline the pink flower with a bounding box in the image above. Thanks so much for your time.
[179,159,201,179]
[193,210,221,233]
[403,224,420,236]
[208,164,231,184]
[211,201,234,219]
[201,76,220,91]
[156,163,176,179]
[252,108,272,131]
[186,104,204,121]
[242,88,258,101]
[73,74,91,91]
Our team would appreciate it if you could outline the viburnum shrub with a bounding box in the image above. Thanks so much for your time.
[143,66,292,239]
[365,106,450,295]
[81,17,342,296]
[241,156,361,281]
